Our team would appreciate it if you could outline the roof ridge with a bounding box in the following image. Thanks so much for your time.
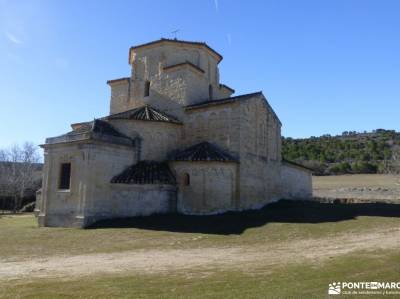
[111,160,176,185]
[107,105,182,124]
[184,91,282,125]
[170,141,237,162]
[129,39,223,64]
[185,91,263,110]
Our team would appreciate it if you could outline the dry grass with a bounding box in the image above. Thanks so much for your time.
[313,174,400,201]
[1,196,399,298]
[313,174,400,189]
[1,250,400,299]
[1,201,399,260]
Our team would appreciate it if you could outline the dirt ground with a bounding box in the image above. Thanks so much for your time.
[1,174,398,284]
[313,174,400,202]
[0,225,398,281]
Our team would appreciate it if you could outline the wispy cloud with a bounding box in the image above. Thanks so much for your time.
[5,31,23,44]
[214,0,219,12]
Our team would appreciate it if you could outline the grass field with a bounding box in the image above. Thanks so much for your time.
[313,174,400,189]
[1,199,399,298]
[2,250,399,299]
[313,174,400,202]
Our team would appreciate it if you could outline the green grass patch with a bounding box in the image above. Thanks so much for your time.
[1,250,399,299]
[1,201,399,260]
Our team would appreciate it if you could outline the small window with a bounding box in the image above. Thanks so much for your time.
[144,81,150,97]
[183,173,190,186]
[208,84,213,100]
[59,163,71,190]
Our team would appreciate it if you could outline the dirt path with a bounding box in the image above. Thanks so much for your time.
[1,227,399,280]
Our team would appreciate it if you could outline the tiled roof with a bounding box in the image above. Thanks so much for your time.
[185,92,262,110]
[107,105,182,124]
[45,119,133,146]
[67,119,128,139]
[170,142,238,162]
[129,38,223,63]
[111,161,176,185]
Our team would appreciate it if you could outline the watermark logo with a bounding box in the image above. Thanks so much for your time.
[328,281,400,295]
[328,282,341,295]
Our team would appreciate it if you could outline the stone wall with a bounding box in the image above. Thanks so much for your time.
[109,119,182,161]
[106,184,176,219]
[183,103,241,155]
[280,163,312,199]
[170,161,237,214]
[109,79,130,115]
[237,95,283,209]
[39,142,136,227]
[109,42,233,117]
[181,94,284,210]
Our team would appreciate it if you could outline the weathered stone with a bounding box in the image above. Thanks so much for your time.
[37,39,312,228]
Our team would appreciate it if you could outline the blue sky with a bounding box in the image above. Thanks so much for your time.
[0,0,399,148]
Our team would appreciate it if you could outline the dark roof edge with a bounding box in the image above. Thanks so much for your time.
[71,121,92,129]
[107,77,130,85]
[282,159,314,172]
[184,91,262,110]
[170,158,238,163]
[164,61,205,74]
[129,38,223,64]
[42,132,134,148]
[259,93,282,126]
[219,84,235,93]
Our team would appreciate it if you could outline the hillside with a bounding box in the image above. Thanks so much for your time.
[282,129,400,175]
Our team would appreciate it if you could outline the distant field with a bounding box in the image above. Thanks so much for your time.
[313,174,400,189]
[313,174,400,201]
[1,200,399,298]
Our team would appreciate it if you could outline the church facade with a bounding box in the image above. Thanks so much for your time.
[36,39,312,228]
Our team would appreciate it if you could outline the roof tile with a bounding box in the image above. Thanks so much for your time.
[108,105,182,124]
[111,161,176,185]
[170,142,237,162]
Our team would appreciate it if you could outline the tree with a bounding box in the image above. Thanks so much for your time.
[0,142,41,212]
[389,145,400,174]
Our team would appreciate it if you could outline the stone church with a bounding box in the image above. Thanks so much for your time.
[36,39,312,228]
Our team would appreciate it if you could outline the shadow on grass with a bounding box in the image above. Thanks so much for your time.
[87,200,400,235]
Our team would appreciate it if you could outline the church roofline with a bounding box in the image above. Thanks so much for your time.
[43,119,134,147]
[107,105,183,124]
[129,38,223,64]
[185,91,282,126]
[282,159,314,173]
[219,84,235,93]
[163,61,205,75]
[42,132,134,148]
[111,161,176,185]
[184,91,262,110]
[169,142,238,163]
[107,77,130,85]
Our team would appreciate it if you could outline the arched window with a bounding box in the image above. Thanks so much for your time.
[144,80,150,97]
[183,173,190,186]
[208,84,213,100]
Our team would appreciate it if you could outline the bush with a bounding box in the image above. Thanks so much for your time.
[351,161,377,174]
[328,162,351,175]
